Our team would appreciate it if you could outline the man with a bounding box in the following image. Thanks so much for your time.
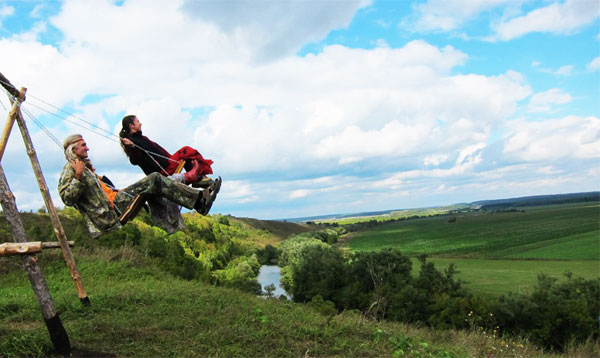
[58,134,220,238]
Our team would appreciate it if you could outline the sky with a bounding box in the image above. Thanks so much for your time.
[0,0,598,220]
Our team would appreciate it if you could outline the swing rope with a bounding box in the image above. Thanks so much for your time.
[0,82,183,176]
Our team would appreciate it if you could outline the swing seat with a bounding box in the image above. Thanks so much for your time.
[119,194,145,225]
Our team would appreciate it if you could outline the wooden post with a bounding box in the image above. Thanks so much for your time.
[3,85,90,304]
[0,88,21,160]
[0,163,71,355]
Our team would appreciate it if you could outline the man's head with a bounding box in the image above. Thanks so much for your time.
[63,134,89,162]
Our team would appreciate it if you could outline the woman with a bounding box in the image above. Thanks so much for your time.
[119,115,214,186]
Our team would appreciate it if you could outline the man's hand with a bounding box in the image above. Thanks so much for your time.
[121,137,133,147]
[71,159,85,180]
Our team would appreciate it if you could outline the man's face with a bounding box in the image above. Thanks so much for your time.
[73,139,89,159]
[129,117,142,133]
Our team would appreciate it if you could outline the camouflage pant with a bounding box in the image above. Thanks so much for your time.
[113,172,199,214]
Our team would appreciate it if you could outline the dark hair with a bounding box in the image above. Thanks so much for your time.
[119,114,137,155]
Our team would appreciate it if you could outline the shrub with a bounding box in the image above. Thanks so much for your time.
[491,273,599,350]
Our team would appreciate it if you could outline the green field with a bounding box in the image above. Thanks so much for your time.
[416,257,599,296]
[342,203,600,295]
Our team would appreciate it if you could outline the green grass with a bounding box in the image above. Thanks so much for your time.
[343,203,599,259]
[1,248,569,358]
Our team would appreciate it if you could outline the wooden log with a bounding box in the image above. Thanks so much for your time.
[0,241,42,256]
[42,241,75,249]
[0,241,75,257]
[11,90,90,305]
[0,163,71,355]
[0,87,24,161]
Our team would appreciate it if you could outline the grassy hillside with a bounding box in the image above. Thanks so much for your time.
[1,248,576,358]
[231,217,317,244]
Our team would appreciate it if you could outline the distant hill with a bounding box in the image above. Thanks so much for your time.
[280,192,600,223]
[229,217,318,240]
[472,191,599,209]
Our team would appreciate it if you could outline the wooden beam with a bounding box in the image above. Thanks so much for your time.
[12,91,90,305]
[0,241,75,257]
[0,163,71,356]
[0,87,26,161]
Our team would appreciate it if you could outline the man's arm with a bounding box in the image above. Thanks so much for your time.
[58,164,85,206]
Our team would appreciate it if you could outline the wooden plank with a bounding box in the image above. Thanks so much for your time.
[12,91,90,304]
[0,163,71,355]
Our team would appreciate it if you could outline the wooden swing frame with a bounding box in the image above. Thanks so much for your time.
[0,81,78,355]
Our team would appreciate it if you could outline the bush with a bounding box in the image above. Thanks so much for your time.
[490,273,599,350]
[289,244,346,303]
[212,255,262,293]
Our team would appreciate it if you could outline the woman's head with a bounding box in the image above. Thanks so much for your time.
[120,115,139,137]
[120,115,141,154]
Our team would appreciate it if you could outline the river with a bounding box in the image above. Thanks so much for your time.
[257,265,291,299]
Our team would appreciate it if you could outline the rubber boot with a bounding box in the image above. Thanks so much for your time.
[183,160,199,185]
[194,189,210,213]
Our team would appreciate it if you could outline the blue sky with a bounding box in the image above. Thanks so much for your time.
[0,0,598,219]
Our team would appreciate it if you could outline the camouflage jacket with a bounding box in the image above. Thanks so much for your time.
[58,162,121,238]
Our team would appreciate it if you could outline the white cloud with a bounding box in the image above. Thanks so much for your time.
[423,154,448,166]
[0,5,14,18]
[181,0,372,62]
[527,88,572,113]
[587,56,600,71]
[30,4,45,19]
[290,189,310,199]
[407,0,518,32]
[503,115,600,161]
[534,63,576,76]
[554,65,574,76]
[492,0,600,41]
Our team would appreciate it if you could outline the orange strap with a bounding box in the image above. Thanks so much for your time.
[98,178,117,206]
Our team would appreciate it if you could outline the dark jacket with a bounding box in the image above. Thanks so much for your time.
[124,132,171,175]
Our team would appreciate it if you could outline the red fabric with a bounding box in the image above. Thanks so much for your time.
[165,146,214,177]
